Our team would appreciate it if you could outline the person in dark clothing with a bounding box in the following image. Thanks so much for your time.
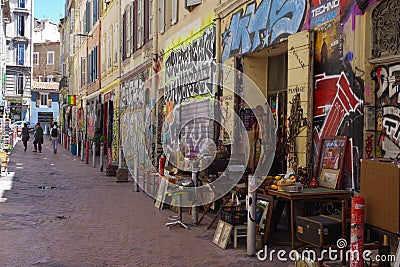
[21,123,30,151]
[33,122,44,153]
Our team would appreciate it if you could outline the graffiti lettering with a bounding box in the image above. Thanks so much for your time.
[311,0,339,17]
[365,134,373,158]
[290,47,306,69]
[164,26,215,104]
[222,0,306,62]
[383,117,400,146]
[374,64,400,103]
[288,85,305,94]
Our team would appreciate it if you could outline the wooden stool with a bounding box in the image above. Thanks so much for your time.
[233,224,247,248]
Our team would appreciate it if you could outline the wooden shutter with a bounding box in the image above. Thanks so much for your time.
[171,0,178,25]
[137,0,144,48]
[86,1,91,33]
[158,0,164,34]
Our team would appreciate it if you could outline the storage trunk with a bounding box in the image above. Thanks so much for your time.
[296,215,342,247]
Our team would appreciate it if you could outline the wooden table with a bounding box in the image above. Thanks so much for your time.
[268,187,350,249]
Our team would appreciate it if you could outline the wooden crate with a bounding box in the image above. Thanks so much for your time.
[106,165,118,176]
[116,168,129,182]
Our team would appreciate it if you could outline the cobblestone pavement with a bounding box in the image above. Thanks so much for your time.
[0,140,297,267]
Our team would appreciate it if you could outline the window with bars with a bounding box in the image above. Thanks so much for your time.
[371,0,400,58]
[47,51,54,65]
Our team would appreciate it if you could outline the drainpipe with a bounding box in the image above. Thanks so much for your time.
[117,0,123,169]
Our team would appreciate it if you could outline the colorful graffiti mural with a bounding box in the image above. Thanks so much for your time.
[221,0,307,62]
[310,0,381,29]
[371,64,400,158]
[162,21,216,165]
[164,25,215,104]
[313,70,364,190]
[120,70,154,181]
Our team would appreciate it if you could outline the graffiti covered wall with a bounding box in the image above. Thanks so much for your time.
[221,0,308,62]
[162,19,216,165]
[371,64,400,159]
[312,0,382,191]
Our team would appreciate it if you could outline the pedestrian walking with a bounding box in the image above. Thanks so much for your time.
[49,121,59,154]
[21,122,30,151]
[33,122,44,153]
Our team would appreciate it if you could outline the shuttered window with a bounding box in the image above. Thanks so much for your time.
[144,0,150,43]
[149,0,154,39]
[158,0,165,34]
[126,6,131,56]
[171,0,178,25]
[131,1,136,52]
[137,0,144,48]
[85,1,91,33]
[122,12,127,59]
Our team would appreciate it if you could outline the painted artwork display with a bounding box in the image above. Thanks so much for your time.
[315,136,348,189]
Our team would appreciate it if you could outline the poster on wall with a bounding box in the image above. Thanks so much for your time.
[314,18,342,75]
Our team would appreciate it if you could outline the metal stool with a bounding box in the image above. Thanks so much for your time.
[165,187,189,230]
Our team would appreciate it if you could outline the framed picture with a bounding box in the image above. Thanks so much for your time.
[212,220,233,249]
[315,136,348,189]
[319,168,340,189]
[365,106,376,131]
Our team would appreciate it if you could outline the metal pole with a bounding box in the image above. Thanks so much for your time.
[99,144,103,172]
[92,141,96,168]
[85,140,89,164]
[247,174,257,256]
[80,134,84,161]
[191,161,199,225]
[133,156,140,192]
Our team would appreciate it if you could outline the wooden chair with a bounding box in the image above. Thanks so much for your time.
[0,151,8,176]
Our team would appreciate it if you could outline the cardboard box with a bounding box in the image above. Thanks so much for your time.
[360,159,400,233]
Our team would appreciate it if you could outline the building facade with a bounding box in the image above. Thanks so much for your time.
[4,0,33,123]
[59,0,400,194]
[31,20,61,130]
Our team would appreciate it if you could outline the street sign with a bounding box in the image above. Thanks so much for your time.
[5,106,10,113]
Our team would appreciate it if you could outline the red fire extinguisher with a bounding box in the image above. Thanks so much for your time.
[159,155,165,176]
[350,196,365,267]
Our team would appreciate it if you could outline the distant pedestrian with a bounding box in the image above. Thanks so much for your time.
[21,123,30,151]
[33,122,44,153]
[49,122,59,154]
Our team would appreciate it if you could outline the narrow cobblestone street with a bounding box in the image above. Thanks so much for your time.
[0,140,291,267]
